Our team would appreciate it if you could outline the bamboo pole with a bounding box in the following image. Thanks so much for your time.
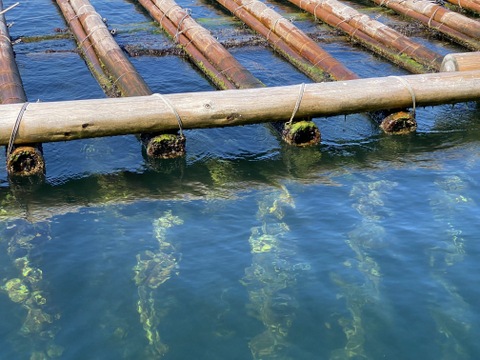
[138,0,320,146]
[55,0,113,95]
[445,0,480,14]
[221,0,358,80]
[392,0,480,39]
[370,0,480,50]
[0,0,45,178]
[65,0,185,158]
[289,0,443,72]
[441,52,480,72]
[0,70,478,145]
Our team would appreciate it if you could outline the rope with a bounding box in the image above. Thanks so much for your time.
[428,6,441,27]
[390,76,416,115]
[288,83,306,124]
[233,0,255,16]
[174,9,191,41]
[7,102,29,157]
[266,16,283,41]
[154,94,184,137]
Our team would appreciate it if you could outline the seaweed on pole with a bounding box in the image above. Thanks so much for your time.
[330,178,397,359]
[133,210,183,358]
[427,174,475,359]
[0,220,63,359]
[241,185,308,359]
[0,1,45,179]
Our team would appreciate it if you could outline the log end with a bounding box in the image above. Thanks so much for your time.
[379,111,417,135]
[143,133,186,159]
[281,120,321,147]
[6,146,46,178]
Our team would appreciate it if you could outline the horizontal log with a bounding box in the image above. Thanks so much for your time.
[0,70,479,146]
[441,52,480,72]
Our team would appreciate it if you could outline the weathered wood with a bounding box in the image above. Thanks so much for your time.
[0,0,45,178]
[371,0,480,50]
[0,71,479,145]
[225,0,357,80]
[446,0,480,14]
[441,52,480,72]
[290,0,442,72]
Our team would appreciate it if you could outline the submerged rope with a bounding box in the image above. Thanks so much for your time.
[7,102,29,157]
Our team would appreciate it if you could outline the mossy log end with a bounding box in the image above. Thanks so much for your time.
[271,120,321,146]
[6,146,46,178]
[141,133,186,158]
[379,111,417,134]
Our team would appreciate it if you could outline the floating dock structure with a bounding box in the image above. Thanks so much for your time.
[0,0,479,178]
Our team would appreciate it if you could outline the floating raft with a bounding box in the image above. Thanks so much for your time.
[1,0,480,178]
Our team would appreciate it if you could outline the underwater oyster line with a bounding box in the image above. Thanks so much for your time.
[0,220,63,359]
[330,177,397,359]
[428,173,475,359]
[241,184,308,359]
[133,210,183,358]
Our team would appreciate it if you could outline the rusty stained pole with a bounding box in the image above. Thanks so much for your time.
[0,0,45,179]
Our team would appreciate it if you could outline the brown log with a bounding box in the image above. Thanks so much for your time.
[290,0,442,72]
[0,0,45,178]
[0,71,478,145]
[441,52,480,71]
[370,0,480,50]
[226,0,357,80]
[446,0,480,14]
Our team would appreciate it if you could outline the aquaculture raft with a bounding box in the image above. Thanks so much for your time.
[0,0,479,179]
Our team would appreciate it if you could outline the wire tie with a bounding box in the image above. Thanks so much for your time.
[390,76,416,115]
[7,101,29,157]
[288,83,306,124]
[154,94,184,136]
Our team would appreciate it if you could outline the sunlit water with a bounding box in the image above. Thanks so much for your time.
[0,1,479,359]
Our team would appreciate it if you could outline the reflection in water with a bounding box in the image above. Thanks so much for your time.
[241,185,307,359]
[330,179,396,359]
[429,174,474,359]
[0,220,63,359]
[133,210,183,358]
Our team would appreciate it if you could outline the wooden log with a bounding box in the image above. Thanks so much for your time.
[370,0,480,50]
[441,52,480,72]
[66,0,185,158]
[290,0,442,72]
[446,0,480,14]
[138,0,320,145]
[0,0,45,178]
[225,0,357,80]
[0,71,478,145]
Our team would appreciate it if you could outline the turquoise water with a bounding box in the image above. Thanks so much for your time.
[1,0,480,359]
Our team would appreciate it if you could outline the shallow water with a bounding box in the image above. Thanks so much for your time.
[1,1,480,359]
